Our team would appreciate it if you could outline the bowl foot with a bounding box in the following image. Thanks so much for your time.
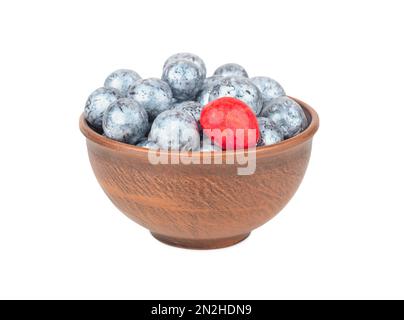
[151,232,250,249]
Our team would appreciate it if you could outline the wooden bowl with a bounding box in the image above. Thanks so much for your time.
[80,97,319,249]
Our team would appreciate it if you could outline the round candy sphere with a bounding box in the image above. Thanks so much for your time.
[208,76,263,115]
[84,87,120,131]
[163,52,206,78]
[104,69,141,95]
[200,97,260,150]
[213,63,249,78]
[260,96,308,139]
[197,76,223,106]
[102,97,149,145]
[173,101,202,122]
[250,76,285,104]
[162,59,205,101]
[136,138,159,149]
[256,117,283,146]
[127,78,173,120]
[149,109,200,151]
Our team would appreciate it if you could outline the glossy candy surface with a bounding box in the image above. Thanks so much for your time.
[200,97,260,150]
[257,117,283,146]
[104,69,141,95]
[173,101,202,122]
[163,53,206,78]
[162,60,205,101]
[250,76,285,104]
[102,98,149,144]
[197,76,223,106]
[260,96,307,138]
[84,87,120,131]
[213,63,248,78]
[149,109,200,151]
[128,78,173,120]
[207,76,263,115]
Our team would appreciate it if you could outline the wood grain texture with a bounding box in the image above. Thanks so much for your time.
[80,97,319,249]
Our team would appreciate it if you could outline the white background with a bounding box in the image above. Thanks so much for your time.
[0,0,403,300]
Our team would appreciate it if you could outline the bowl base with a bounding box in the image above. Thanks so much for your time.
[151,232,250,250]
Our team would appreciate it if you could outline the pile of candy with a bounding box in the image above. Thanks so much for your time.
[84,53,308,151]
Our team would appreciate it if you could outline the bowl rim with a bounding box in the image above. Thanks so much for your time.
[80,96,319,157]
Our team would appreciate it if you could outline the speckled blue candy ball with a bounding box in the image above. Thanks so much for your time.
[260,96,307,139]
[162,60,205,101]
[208,76,263,115]
[197,76,223,106]
[128,78,173,120]
[84,87,120,131]
[257,117,283,146]
[250,76,285,104]
[213,63,249,78]
[104,69,141,96]
[149,109,200,151]
[173,101,203,122]
[164,53,206,78]
[102,98,149,144]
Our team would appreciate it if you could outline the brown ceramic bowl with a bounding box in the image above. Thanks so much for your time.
[80,97,319,249]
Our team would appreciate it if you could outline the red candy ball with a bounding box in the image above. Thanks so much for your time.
[200,97,260,150]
